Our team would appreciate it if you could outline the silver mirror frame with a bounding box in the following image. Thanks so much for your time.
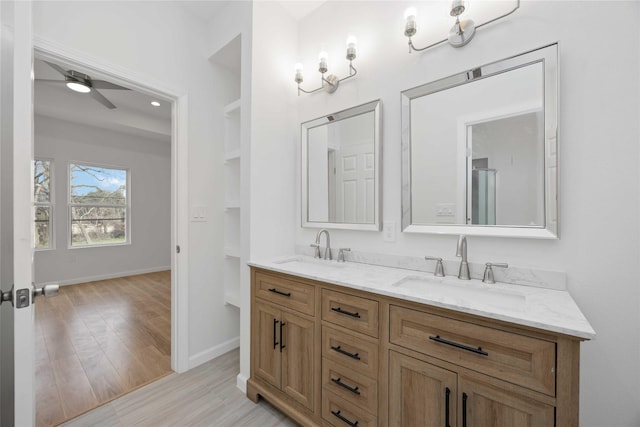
[401,43,559,239]
[301,99,382,231]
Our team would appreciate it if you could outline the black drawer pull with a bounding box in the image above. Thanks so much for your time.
[330,345,361,360]
[272,318,279,349]
[331,410,359,426]
[331,306,361,318]
[268,288,291,297]
[429,335,488,356]
[331,377,361,395]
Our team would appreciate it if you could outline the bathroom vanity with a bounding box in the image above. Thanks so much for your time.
[246,256,594,427]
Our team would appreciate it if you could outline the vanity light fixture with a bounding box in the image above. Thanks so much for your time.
[295,35,358,95]
[404,0,519,53]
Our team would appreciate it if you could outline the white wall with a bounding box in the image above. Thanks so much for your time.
[33,115,171,285]
[283,1,639,425]
[32,1,241,369]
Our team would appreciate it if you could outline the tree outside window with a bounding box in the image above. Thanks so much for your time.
[34,159,52,249]
[69,163,129,247]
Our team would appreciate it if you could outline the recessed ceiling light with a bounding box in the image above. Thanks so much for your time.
[66,81,91,93]
[150,101,161,107]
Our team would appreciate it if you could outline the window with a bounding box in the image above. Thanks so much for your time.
[69,163,129,247]
[34,159,53,249]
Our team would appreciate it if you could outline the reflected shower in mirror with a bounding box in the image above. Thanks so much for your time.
[302,100,381,230]
[402,44,558,238]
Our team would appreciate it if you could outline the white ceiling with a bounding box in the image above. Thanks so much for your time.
[179,0,325,23]
[34,58,172,143]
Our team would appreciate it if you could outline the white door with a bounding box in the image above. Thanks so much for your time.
[0,1,36,426]
[333,143,375,223]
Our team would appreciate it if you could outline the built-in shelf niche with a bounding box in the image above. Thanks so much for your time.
[213,33,242,309]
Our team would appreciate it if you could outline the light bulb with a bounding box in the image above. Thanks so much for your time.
[346,35,357,49]
[151,101,161,107]
[318,51,328,73]
[404,7,417,37]
[66,81,91,93]
[404,7,417,21]
[294,63,304,84]
[346,35,357,61]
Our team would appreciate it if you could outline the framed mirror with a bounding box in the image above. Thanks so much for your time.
[302,99,381,230]
[401,44,558,239]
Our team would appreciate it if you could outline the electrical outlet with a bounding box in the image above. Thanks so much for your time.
[383,221,396,242]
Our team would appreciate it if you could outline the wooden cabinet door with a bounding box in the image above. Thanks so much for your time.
[459,376,554,427]
[389,351,457,427]
[281,310,315,410]
[254,301,281,389]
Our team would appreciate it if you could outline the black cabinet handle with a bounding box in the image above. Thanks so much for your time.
[272,318,279,349]
[331,306,361,318]
[330,345,361,360]
[429,335,488,356]
[279,322,286,352]
[445,387,451,427]
[331,410,359,426]
[268,288,291,297]
[331,377,361,395]
[462,392,468,427]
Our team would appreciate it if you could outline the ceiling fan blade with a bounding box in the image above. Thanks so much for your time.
[89,89,116,109]
[35,79,65,84]
[91,80,131,90]
[43,60,70,77]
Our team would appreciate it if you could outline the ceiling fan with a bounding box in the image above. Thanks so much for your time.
[36,61,130,109]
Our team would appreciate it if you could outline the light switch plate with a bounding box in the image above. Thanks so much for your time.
[383,221,396,242]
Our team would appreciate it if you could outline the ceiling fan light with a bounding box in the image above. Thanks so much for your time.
[66,81,91,93]
[150,101,161,107]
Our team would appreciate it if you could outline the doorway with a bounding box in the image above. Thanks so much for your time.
[32,49,181,425]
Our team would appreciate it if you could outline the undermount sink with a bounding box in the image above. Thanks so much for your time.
[392,275,526,311]
[273,256,346,268]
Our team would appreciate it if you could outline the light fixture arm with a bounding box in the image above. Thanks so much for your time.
[406,0,520,53]
[297,62,357,96]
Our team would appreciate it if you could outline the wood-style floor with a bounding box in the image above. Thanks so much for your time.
[35,271,172,427]
[59,348,296,427]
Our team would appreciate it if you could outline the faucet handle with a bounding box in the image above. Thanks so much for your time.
[425,256,445,277]
[337,248,351,263]
[483,262,508,284]
[310,243,321,259]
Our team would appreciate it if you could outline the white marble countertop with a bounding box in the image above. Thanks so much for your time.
[249,255,596,340]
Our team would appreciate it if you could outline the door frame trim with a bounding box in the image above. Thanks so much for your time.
[32,35,190,373]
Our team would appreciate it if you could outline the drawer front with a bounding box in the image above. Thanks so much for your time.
[389,305,556,396]
[322,358,378,415]
[322,326,379,378]
[254,271,315,316]
[323,390,377,427]
[322,289,379,338]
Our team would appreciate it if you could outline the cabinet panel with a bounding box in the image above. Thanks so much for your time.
[322,358,378,415]
[322,289,379,338]
[389,351,457,427]
[281,311,315,410]
[389,305,556,396]
[323,390,377,427]
[460,375,555,427]
[255,271,315,316]
[322,326,379,378]
[254,301,281,389]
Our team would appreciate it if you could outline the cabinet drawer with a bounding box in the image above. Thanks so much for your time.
[322,326,378,378]
[323,390,377,427]
[254,271,315,316]
[389,305,556,396]
[322,289,379,338]
[322,358,378,415]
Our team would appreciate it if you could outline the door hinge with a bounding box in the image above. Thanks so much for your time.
[176,245,181,254]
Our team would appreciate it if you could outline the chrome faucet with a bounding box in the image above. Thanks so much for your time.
[312,229,332,260]
[456,235,470,280]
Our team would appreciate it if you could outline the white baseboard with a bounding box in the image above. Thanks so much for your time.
[189,336,240,369]
[236,373,248,393]
[44,266,171,287]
